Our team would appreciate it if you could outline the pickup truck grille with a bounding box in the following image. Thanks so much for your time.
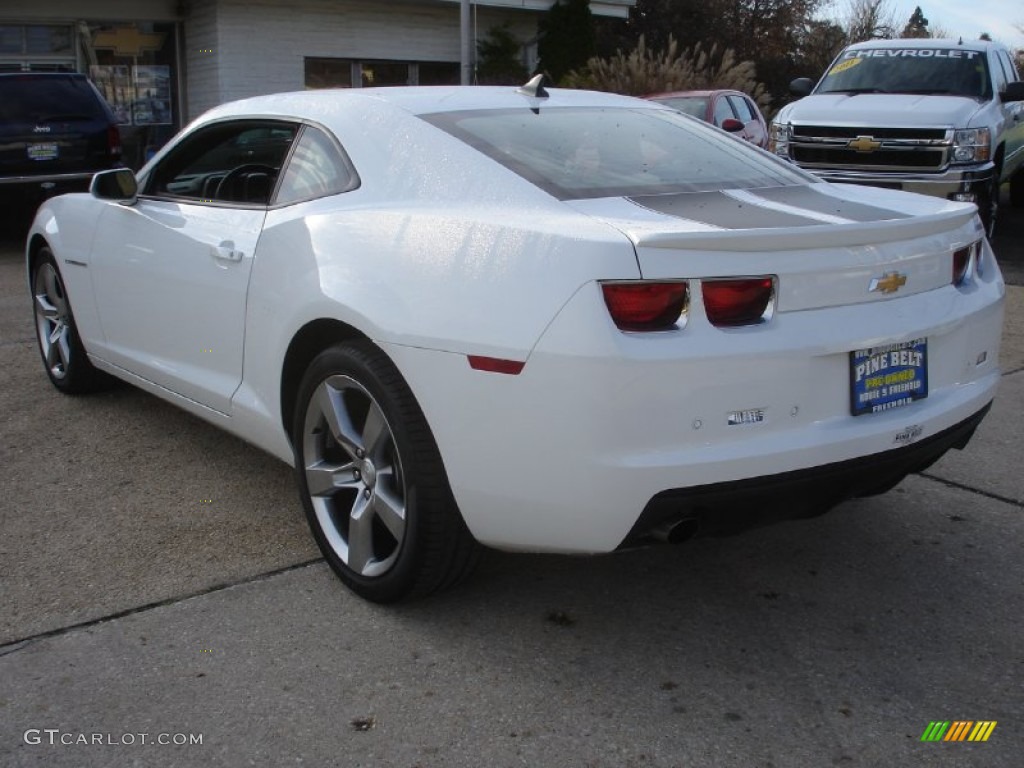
[790,124,952,172]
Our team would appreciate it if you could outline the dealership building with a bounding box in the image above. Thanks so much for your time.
[1,0,634,165]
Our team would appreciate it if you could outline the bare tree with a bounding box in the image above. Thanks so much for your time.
[842,0,899,43]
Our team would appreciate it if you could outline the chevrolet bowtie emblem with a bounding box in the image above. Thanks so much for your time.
[848,135,882,152]
[869,272,907,294]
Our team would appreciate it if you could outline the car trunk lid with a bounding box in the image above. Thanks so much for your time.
[567,182,981,312]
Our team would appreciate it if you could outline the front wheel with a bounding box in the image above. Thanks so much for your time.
[292,341,479,602]
[31,247,109,393]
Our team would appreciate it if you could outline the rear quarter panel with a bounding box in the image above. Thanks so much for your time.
[237,101,643,455]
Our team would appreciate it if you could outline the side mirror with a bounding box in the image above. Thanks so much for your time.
[720,118,744,133]
[1001,81,1024,103]
[789,77,814,97]
[90,168,138,204]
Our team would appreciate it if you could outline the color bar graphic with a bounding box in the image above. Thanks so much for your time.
[967,721,997,742]
[944,721,973,741]
[921,721,950,741]
[920,721,996,742]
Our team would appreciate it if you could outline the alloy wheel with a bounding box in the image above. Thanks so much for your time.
[33,262,72,380]
[302,374,407,578]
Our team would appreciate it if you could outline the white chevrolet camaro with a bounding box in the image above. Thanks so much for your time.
[27,83,1004,602]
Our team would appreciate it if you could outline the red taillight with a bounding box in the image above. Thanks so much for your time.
[601,282,689,331]
[467,355,525,375]
[107,124,122,158]
[702,277,774,327]
[952,243,974,286]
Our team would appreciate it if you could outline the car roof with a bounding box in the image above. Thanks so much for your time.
[201,85,668,123]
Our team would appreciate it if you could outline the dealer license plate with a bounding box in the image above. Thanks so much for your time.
[27,143,59,161]
[850,338,928,416]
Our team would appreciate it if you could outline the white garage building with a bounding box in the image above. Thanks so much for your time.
[0,0,633,164]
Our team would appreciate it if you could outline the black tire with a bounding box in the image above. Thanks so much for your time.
[1010,168,1024,209]
[30,246,110,394]
[977,175,999,239]
[292,341,479,602]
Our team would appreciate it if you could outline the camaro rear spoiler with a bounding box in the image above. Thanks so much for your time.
[633,209,979,251]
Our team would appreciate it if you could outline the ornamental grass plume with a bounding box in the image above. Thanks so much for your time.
[563,35,770,112]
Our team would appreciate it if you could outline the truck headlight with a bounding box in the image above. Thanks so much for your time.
[769,122,791,158]
[952,128,991,164]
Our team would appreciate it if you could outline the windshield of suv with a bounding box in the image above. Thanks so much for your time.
[0,75,109,123]
[423,107,810,200]
[817,47,991,100]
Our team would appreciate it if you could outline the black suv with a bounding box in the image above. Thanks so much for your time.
[0,73,123,215]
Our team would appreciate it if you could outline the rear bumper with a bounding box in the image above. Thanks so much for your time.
[623,401,990,545]
[383,283,1002,554]
[381,219,1004,556]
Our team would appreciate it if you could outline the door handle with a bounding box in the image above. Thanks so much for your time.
[211,241,244,262]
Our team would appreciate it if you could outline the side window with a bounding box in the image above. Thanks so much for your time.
[274,125,357,205]
[712,97,736,127]
[998,51,1018,86]
[145,121,298,205]
[990,52,1009,94]
[1009,52,1023,82]
[727,95,755,123]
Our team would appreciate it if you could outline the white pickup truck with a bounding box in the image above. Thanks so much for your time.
[770,38,1024,236]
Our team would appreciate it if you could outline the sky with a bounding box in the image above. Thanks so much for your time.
[821,1,1024,51]
[914,0,1024,49]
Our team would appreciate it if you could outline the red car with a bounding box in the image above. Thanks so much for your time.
[646,89,769,149]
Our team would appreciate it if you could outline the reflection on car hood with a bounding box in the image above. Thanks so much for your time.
[779,93,981,128]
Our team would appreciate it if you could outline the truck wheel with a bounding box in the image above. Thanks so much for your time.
[977,176,998,239]
[1011,169,1023,208]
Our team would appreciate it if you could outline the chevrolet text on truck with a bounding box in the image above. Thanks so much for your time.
[770,38,1024,236]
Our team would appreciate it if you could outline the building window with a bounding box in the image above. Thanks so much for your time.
[0,24,72,55]
[83,22,180,168]
[304,57,460,89]
[26,25,73,55]
[305,57,353,89]
[360,60,411,87]
[419,62,460,85]
[0,24,74,71]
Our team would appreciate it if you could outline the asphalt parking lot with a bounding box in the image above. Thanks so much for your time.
[1,188,1022,767]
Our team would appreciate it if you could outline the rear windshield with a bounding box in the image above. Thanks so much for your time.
[422,107,809,200]
[817,47,991,100]
[0,76,109,123]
